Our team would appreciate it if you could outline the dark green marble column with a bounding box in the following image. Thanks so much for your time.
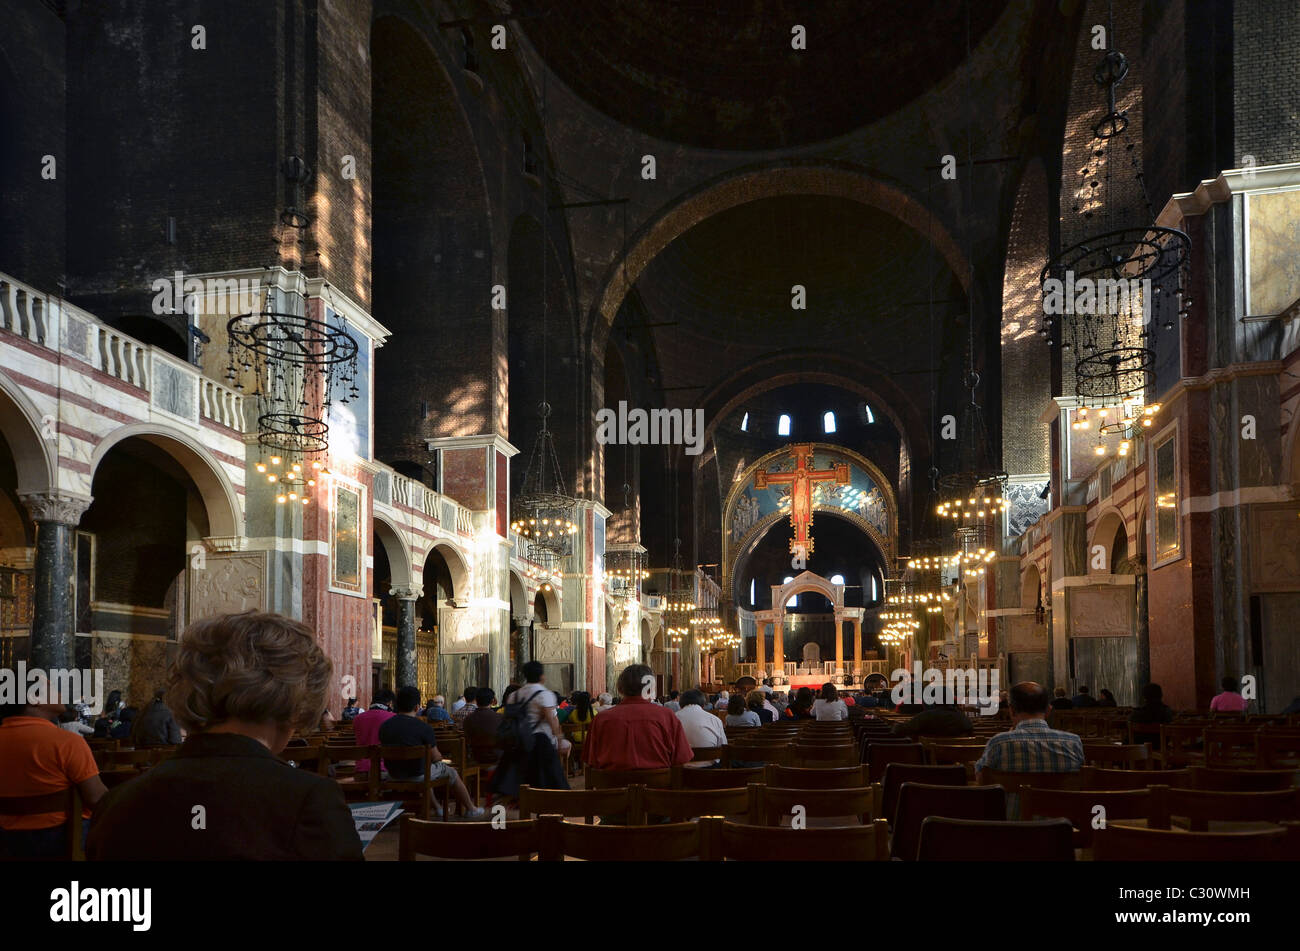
[1134,555,1150,690]
[22,494,91,670]
[393,586,420,690]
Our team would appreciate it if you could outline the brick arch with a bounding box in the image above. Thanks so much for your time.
[90,424,241,539]
[588,162,972,344]
[1000,158,1052,477]
[1089,507,1130,573]
[419,540,470,600]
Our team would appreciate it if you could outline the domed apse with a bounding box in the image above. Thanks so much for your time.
[522,0,1009,150]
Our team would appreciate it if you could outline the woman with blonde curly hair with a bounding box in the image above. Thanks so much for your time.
[87,612,363,860]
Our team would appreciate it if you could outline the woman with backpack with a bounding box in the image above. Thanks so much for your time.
[488,661,570,800]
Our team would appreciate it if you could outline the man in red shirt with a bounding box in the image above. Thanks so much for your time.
[584,664,693,771]
[0,691,108,858]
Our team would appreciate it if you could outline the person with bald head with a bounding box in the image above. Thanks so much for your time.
[974,681,1083,785]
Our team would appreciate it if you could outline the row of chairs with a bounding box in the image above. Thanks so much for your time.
[396,810,1300,862]
[285,744,460,820]
[518,782,872,826]
[398,813,892,862]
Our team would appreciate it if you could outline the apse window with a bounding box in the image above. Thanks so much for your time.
[778,414,791,436]
[749,577,756,605]
[830,573,845,585]
[870,574,879,602]
[740,412,749,432]
[823,411,836,434]
[783,576,797,607]
[865,404,876,424]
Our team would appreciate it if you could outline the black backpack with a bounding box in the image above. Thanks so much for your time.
[497,685,540,756]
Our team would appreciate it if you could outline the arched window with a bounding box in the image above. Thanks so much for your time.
[740,412,749,432]
[865,404,875,424]
[823,411,836,433]
[778,414,791,436]
[870,574,879,601]
[749,577,756,605]
[830,573,845,585]
[783,576,796,608]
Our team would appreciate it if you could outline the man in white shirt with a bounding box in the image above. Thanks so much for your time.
[662,690,681,712]
[762,692,782,722]
[676,690,726,766]
[712,689,730,711]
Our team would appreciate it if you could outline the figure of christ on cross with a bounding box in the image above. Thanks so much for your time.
[754,444,850,556]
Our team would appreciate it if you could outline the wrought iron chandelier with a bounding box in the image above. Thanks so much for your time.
[511,402,578,570]
[1039,8,1190,421]
[605,543,648,598]
[664,538,695,649]
[225,282,358,507]
[936,368,1009,525]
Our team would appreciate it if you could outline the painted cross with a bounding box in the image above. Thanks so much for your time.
[754,444,849,555]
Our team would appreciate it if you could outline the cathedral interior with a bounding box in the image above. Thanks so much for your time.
[3,0,1300,720]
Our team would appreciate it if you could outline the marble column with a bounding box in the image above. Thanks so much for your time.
[852,618,862,679]
[834,612,844,675]
[755,619,766,678]
[22,494,91,670]
[391,585,422,690]
[512,615,531,680]
[1133,556,1150,691]
[772,618,783,681]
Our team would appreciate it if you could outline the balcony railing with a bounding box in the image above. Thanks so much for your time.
[1,272,244,432]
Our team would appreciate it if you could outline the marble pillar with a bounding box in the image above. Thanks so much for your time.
[852,619,862,678]
[772,619,783,679]
[391,585,421,690]
[834,613,844,674]
[22,494,91,671]
[1133,556,1150,691]
[512,615,531,680]
[755,620,765,678]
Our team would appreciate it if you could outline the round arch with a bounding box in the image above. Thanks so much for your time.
[90,424,241,538]
[589,162,972,340]
[373,513,412,590]
[1089,508,1130,572]
[420,540,470,599]
[1021,562,1041,611]
[0,373,56,497]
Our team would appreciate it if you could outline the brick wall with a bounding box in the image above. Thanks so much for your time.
[1234,0,1300,165]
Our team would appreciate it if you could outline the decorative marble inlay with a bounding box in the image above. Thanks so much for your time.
[188,551,266,621]
[1251,504,1300,592]
[151,355,199,423]
[534,626,572,663]
[1005,481,1049,539]
[1006,613,1047,652]
[1069,585,1133,637]
[439,605,485,654]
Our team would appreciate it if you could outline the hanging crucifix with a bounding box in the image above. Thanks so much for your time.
[754,444,849,557]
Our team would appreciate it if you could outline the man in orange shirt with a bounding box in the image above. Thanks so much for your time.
[0,688,108,859]
[584,664,693,771]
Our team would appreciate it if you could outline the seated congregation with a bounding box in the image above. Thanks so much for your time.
[2,611,1299,862]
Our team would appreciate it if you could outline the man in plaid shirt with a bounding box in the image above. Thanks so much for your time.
[975,682,1084,783]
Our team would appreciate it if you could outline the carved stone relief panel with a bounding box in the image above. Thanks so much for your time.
[1068,584,1134,638]
[188,551,267,622]
[1251,504,1300,592]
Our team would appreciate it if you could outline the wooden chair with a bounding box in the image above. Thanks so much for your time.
[1148,785,1300,832]
[754,785,874,826]
[1191,766,1299,791]
[429,732,480,805]
[539,818,710,861]
[1203,728,1260,768]
[675,765,765,789]
[705,817,890,861]
[585,766,674,789]
[1157,724,1206,768]
[689,745,730,767]
[793,744,858,768]
[917,817,1074,861]
[923,742,985,771]
[867,742,924,782]
[1020,787,1151,848]
[1080,766,1195,790]
[1093,819,1289,861]
[281,745,329,776]
[981,769,1083,792]
[518,785,632,824]
[635,785,752,823]
[0,787,84,860]
[375,746,445,821]
[1258,731,1300,769]
[880,763,966,826]
[398,813,552,861]
[321,744,381,802]
[892,782,1006,861]
[764,764,866,789]
[726,743,795,767]
[1081,743,1151,769]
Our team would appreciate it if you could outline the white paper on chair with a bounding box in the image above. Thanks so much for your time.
[350,800,404,850]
